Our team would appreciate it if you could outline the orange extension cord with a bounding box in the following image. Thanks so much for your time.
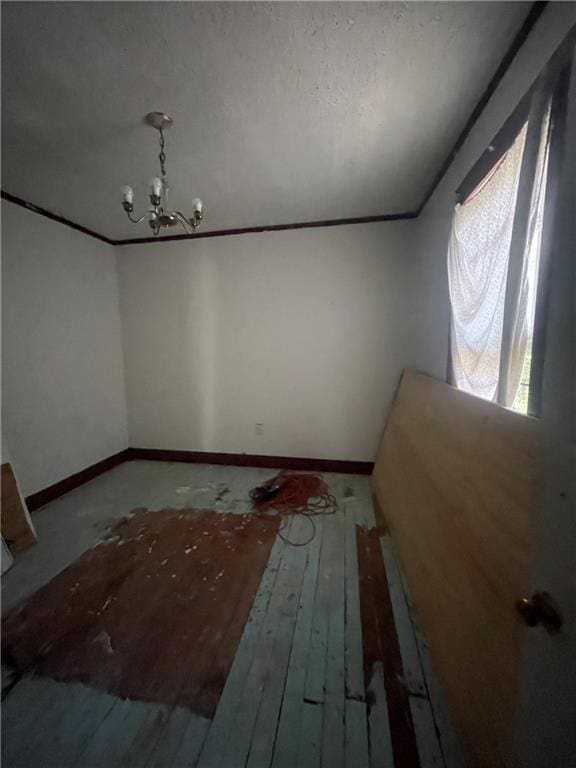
[250,470,338,546]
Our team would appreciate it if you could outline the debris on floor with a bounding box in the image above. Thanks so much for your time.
[214,485,230,502]
[343,486,356,500]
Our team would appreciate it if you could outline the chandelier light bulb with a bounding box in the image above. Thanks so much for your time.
[121,185,134,204]
[192,198,203,214]
[150,177,163,197]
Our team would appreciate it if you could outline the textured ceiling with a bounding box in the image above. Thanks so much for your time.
[1,1,530,239]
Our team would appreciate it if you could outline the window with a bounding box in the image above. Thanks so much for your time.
[447,45,571,416]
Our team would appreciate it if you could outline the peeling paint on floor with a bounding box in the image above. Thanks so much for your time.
[2,507,280,718]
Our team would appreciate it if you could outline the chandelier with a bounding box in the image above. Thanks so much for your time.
[121,112,204,236]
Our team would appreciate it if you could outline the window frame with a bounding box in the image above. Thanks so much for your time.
[448,30,574,416]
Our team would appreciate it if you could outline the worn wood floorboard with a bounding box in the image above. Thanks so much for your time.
[344,504,366,703]
[196,519,294,768]
[34,684,118,768]
[170,712,211,768]
[380,537,427,697]
[298,700,324,768]
[366,661,395,768]
[270,516,325,768]
[2,467,459,768]
[321,508,347,768]
[396,565,468,768]
[343,483,372,768]
[346,697,370,768]
[75,697,155,766]
[304,508,331,705]
[223,518,308,768]
[245,520,316,767]
[409,697,445,768]
[144,707,196,768]
[380,536,444,768]
[357,526,419,768]
[1,678,58,766]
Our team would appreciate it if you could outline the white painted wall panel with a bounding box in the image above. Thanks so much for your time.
[1,201,128,495]
[118,222,416,461]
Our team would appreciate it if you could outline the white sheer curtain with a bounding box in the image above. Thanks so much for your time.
[447,107,550,408]
[448,125,527,403]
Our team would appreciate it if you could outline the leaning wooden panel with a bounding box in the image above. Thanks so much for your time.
[1,463,36,554]
[372,370,539,768]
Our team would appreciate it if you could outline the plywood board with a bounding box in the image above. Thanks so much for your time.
[372,370,538,768]
[1,537,15,574]
[1,463,36,554]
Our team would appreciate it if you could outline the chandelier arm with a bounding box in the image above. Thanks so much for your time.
[173,211,196,235]
[125,210,154,225]
[150,210,161,236]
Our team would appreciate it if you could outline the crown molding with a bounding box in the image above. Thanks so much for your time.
[1,191,417,245]
[114,211,418,245]
[0,190,116,245]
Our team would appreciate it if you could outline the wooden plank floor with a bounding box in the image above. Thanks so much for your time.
[1,462,464,768]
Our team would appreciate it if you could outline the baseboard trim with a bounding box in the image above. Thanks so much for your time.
[25,447,373,511]
[126,447,374,475]
[25,449,131,512]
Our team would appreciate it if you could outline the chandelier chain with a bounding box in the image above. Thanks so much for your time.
[158,128,167,184]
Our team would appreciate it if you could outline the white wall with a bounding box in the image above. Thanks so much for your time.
[1,201,128,496]
[118,221,416,461]
[411,3,576,382]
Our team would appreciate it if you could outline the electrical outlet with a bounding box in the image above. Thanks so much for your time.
[255,422,264,436]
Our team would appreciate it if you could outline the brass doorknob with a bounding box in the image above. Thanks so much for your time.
[516,591,563,633]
